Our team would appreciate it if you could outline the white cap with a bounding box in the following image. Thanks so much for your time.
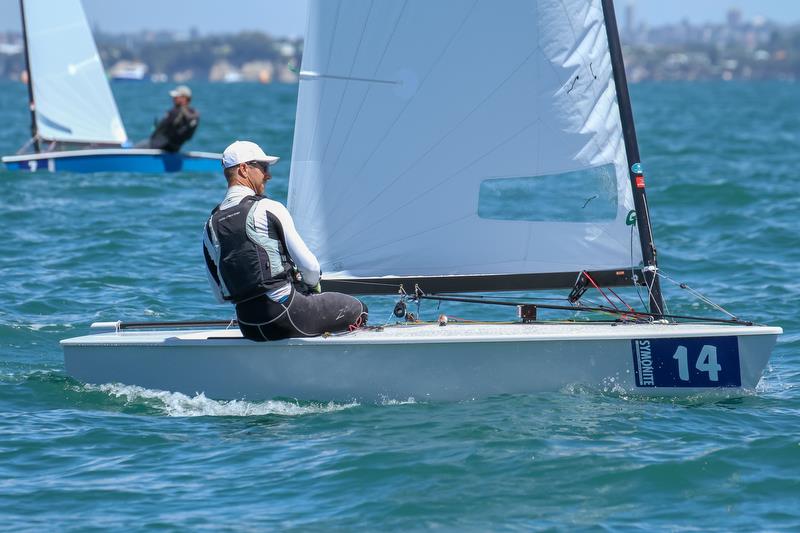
[222,140,280,168]
[169,85,192,98]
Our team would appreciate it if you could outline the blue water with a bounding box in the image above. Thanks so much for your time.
[1,81,798,530]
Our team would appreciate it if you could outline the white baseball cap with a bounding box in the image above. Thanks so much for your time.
[169,85,192,98]
[221,140,280,168]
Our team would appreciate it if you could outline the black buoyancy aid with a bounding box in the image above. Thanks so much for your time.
[207,195,294,303]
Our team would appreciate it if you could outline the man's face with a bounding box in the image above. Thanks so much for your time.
[173,95,189,106]
[244,161,271,195]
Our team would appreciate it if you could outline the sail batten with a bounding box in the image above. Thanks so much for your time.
[289,0,644,294]
[23,0,128,146]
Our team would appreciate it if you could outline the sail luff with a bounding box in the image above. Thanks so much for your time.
[600,0,664,315]
[19,0,39,152]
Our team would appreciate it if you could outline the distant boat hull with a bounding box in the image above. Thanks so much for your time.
[61,322,782,401]
[2,148,221,173]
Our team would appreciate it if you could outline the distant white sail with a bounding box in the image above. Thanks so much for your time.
[23,0,127,145]
[288,0,641,290]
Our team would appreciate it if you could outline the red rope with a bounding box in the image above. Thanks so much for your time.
[581,271,638,320]
[348,314,365,332]
[581,271,619,310]
[606,286,636,313]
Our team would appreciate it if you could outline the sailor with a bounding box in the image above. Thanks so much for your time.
[146,85,199,152]
[203,140,368,341]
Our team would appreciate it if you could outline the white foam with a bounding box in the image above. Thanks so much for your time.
[379,396,417,405]
[17,322,67,331]
[85,383,360,417]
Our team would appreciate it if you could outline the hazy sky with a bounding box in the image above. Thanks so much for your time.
[1,1,800,36]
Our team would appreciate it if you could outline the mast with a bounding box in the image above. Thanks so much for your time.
[19,0,39,152]
[601,0,664,316]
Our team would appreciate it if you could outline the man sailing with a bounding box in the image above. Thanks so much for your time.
[203,141,367,341]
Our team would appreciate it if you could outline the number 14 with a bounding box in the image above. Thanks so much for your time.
[673,345,722,381]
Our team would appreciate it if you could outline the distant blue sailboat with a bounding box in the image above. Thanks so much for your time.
[1,0,221,173]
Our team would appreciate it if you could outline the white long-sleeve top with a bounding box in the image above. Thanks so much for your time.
[203,185,321,303]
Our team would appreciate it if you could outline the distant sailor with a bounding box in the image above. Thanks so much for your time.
[146,85,199,152]
[203,141,368,341]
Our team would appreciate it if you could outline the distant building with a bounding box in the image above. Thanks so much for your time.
[727,8,743,28]
[625,2,635,38]
[209,60,242,82]
[241,61,274,83]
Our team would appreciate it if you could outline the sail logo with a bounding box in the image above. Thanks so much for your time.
[633,340,655,386]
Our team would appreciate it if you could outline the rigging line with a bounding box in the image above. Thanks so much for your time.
[381,307,400,327]
[659,276,672,317]
[657,271,738,320]
[605,286,636,313]
[645,265,665,317]
[321,0,481,215]
[313,1,408,209]
[416,294,751,325]
[581,271,619,310]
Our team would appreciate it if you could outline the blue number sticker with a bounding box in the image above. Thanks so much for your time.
[631,336,741,388]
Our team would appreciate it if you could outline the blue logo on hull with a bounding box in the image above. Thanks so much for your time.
[632,336,741,388]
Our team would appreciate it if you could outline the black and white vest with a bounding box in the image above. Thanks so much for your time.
[204,195,294,303]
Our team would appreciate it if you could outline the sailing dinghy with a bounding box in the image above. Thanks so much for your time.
[1,0,220,173]
[61,0,781,400]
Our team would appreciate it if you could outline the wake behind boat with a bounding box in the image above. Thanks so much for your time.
[61,0,781,400]
[1,0,220,173]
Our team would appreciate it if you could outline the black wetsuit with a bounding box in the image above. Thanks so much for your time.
[149,105,199,152]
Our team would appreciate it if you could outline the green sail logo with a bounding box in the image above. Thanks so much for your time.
[625,210,637,226]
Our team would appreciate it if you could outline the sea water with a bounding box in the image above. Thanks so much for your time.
[0,81,798,531]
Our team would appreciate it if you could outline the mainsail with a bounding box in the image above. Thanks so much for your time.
[288,0,652,295]
[21,0,127,145]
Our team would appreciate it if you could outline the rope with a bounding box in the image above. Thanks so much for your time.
[581,271,620,311]
[657,271,738,320]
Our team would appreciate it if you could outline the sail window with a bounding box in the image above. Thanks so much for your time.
[477,164,619,223]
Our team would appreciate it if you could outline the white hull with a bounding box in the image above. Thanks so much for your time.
[60,322,781,401]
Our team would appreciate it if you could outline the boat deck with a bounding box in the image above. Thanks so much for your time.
[61,321,782,347]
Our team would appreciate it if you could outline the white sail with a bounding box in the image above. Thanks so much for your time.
[288,0,642,291]
[23,0,127,145]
